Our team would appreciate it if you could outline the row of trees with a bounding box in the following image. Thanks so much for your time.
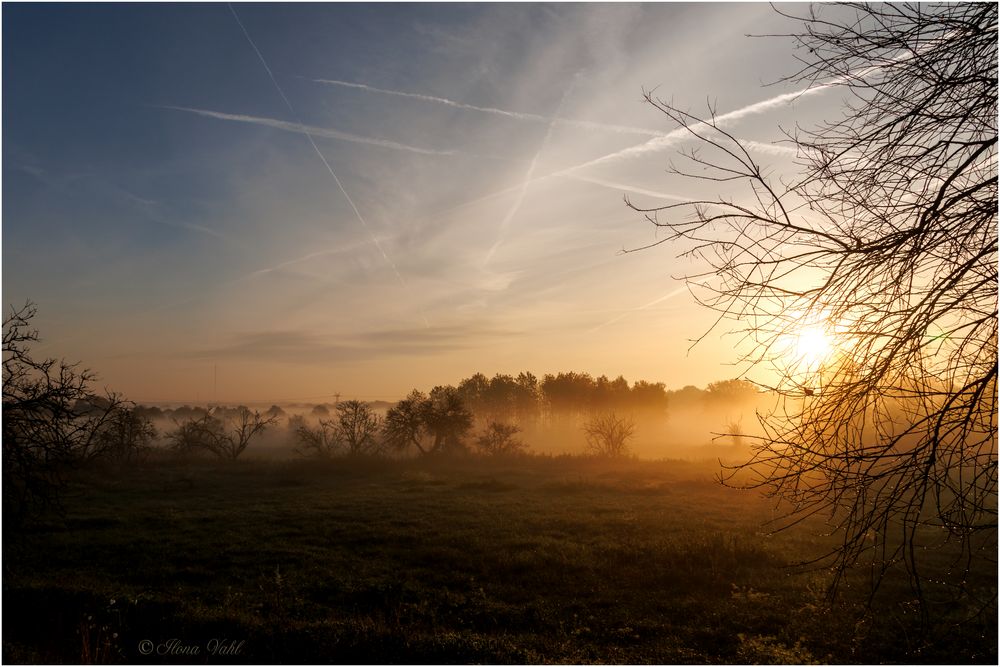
[134,374,755,430]
[292,389,636,460]
[455,371,672,421]
[148,373,762,461]
[294,389,529,458]
[453,372,758,421]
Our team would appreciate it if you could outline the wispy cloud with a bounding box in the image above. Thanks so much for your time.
[190,324,519,364]
[12,163,46,179]
[162,106,458,157]
[156,220,230,242]
[311,77,666,137]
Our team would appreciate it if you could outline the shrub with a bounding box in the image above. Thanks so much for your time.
[475,422,527,456]
[582,412,635,457]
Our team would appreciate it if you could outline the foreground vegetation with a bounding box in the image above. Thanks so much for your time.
[4,455,995,664]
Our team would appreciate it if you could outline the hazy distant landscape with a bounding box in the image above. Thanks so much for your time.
[4,2,997,665]
[118,373,767,460]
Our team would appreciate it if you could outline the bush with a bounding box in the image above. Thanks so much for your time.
[582,412,635,457]
[475,422,527,456]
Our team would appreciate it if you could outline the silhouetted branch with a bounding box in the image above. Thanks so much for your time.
[627,3,997,612]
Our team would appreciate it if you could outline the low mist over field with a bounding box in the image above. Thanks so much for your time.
[129,373,767,461]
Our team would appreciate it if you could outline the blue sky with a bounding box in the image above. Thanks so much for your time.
[3,3,836,403]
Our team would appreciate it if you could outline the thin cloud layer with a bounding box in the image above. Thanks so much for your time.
[192,324,520,365]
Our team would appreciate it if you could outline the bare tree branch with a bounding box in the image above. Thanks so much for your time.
[626,2,997,613]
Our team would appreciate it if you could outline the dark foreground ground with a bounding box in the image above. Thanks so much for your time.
[3,455,996,664]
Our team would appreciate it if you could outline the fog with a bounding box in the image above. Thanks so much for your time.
[133,374,774,463]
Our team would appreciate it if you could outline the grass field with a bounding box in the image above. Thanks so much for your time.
[3,455,996,664]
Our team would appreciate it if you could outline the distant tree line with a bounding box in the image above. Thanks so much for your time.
[454,371,676,422]
[134,373,762,463]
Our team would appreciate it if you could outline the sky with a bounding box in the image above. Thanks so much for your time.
[3,2,841,404]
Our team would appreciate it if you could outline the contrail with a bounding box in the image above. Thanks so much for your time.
[561,173,692,203]
[248,237,385,278]
[227,4,408,290]
[741,139,799,157]
[163,105,457,156]
[433,82,832,219]
[588,284,690,333]
[561,84,831,174]
[483,76,577,267]
[312,77,667,138]
[562,52,922,175]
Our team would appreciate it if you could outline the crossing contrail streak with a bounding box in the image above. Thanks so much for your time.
[562,173,692,203]
[162,106,458,156]
[588,284,690,333]
[560,84,832,174]
[227,4,408,289]
[431,82,832,220]
[483,76,578,267]
[312,77,666,138]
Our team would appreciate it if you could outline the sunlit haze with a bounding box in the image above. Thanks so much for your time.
[3,3,835,404]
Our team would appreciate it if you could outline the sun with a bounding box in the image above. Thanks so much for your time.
[794,324,832,366]
[774,312,837,377]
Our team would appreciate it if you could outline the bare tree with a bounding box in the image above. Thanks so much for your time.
[583,412,636,458]
[168,412,223,457]
[3,302,127,521]
[723,419,744,449]
[626,3,996,608]
[169,407,276,460]
[475,421,527,457]
[334,400,384,456]
[294,419,341,459]
[96,406,158,464]
[222,407,277,460]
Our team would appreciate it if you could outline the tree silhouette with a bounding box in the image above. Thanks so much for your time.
[383,390,434,455]
[384,387,472,455]
[475,421,527,457]
[169,406,276,460]
[295,400,382,458]
[294,418,340,459]
[333,400,384,456]
[627,3,997,608]
[3,302,127,522]
[96,406,158,464]
[423,386,474,454]
[583,412,636,458]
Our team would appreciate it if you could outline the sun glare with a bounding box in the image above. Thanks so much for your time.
[775,312,838,378]
[794,325,832,366]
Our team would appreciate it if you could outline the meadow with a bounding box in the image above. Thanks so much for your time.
[4,454,995,664]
